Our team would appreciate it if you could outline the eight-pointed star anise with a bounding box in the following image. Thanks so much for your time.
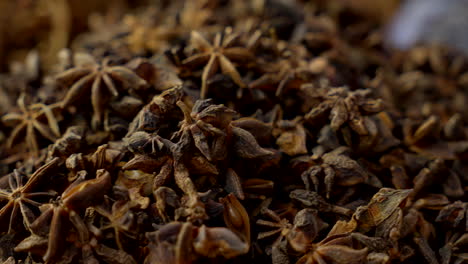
[0,158,59,234]
[257,207,294,249]
[257,207,328,257]
[173,99,237,161]
[93,199,137,250]
[2,94,61,157]
[55,57,147,129]
[183,28,253,99]
[305,86,384,135]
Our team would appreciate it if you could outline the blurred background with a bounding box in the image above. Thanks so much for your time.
[1,0,467,72]
[0,0,150,71]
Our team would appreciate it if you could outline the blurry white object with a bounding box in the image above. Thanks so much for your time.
[386,0,468,52]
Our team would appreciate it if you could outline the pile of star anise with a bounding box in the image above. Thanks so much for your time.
[0,1,467,264]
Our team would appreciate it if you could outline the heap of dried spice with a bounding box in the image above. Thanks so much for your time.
[0,1,467,264]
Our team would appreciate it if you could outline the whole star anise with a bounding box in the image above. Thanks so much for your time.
[2,94,61,157]
[56,57,147,129]
[305,86,383,135]
[182,28,253,99]
[0,158,59,234]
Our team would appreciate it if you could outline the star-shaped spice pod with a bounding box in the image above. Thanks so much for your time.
[0,158,59,234]
[301,146,369,199]
[174,99,238,161]
[124,130,215,222]
[304,86,384,135]
[93,199,138,250]
[257,207,328,255]
[2,94,61,157]
[55,57,147,129]
[182,28,253,99]
[296,233,368,264]
[23,169,112,263]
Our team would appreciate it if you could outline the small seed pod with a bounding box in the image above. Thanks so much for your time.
[220,193,250,243]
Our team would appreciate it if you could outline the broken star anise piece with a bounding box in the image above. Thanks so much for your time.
[220,193,250,244]
[193,225,249,259]
[127,85,184,135]
[144,221,195,264]
[273,117,308,156]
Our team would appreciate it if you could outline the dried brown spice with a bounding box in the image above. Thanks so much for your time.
[296,233,368,264]
[29,169,112,263]
[183,29,253,99]
[174,99,237,161]
[220,193,250,244]
[273,117,308,156]
[2,95,61,157]
[93,199,138,250]
[304,86,383,135]
[1,1,468,264]
[0,158,59,234]
[353,188,412,233]
[290,189,353,216]
[257,206,327,256]
[301,146,369,198]
[126,85,184,135]
[56,57,147,129]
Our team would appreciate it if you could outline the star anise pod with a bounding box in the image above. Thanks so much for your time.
[304,86,383,135]
[296,233,368,264]
[144,221,195,264]
[125,127,211,223]
[0,158,59,234]
[126,85,184,136]
[257,206,327,255]
[402,115,466,160]
[124,130,217,196]
[436,201,467,230]
[27,169,112,263]
[47,125,85,159]
[93,199,137,250]
[250,52,331,97]
[257,208,294,248]
[56,207,138,264]
[56,57,147,129]
[301,146,369,199]
[290,189,353,217]
[328,187,412,253]
[273,117,308,156]
[145,221,249,264]
[2,94,61,157]
[173,99,237,161]
[439,233,468,264]
[220,193,250,245]
[182,28,253,99]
